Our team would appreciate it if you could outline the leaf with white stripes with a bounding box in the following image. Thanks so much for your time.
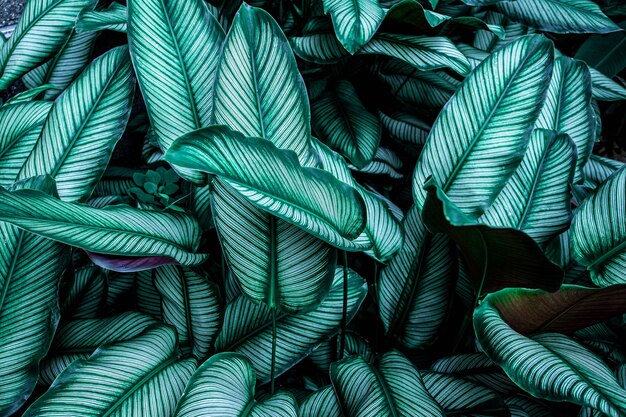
[39,311,158,385]
[0,100,51,187]
[300,386,341,417]
[474,297,626,417]
[23,28,97,100]
[496,0,620,34]
[19,46,134,202]
[165,126,367,251]
[0,186,207,268]
[154,265,221,360]
[571,166,626,286]
[330,350,446,417]
[24,325,196,416]
[0,177,69,416]
[378,206,457,349]
[323,0,385,54]
[215,267,367,383]
[128,0,224,182]
[413,35,554,218]
[588,67,626,101]
[290,17,350,64]
[535,56,594,184]
[379,111,430,145]
[583,154,624,191]
[0,0,96,90]
[478,130,576,247]
[474,11,536,53]
[312,80,381,168]
[77,2,127,33]
[174,352,297,417]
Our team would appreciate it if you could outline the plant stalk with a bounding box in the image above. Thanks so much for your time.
[270,307,277,395]
[338,251,349,360]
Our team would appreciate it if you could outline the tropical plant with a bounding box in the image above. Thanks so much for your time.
[0,0,625,415]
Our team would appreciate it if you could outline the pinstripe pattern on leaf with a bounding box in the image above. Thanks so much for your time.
[323,0,385,54]
[77,2,128,33]
[19,46,135,203]
[413,35,554,219]
[300,386,342,417]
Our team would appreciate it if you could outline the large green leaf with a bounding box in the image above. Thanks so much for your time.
[312,80,381,168]
[39,311,158,385]
[154,265,221,360]
[0,177,68,416]
[588,66,626,101]
[0,0,96,90]
[174,352,297,417]
[474,298,626,417]
[496,0,620,34]
[165,126,367,251]
[323,0,384,54]
[300,386,341,417]
[478,129,576,246]
[535,56,594,184]
[571,166,626,286]
[0,100,51,187]
[22,28,96,100]
[330,350,446,416]
[413,35,554,218]
[576,22,626,78]
[0,186,207,268]
[474,11,536,53]
[583,154,624,191]
[24,325,196,416]
[127,0,224,182]
[77,2,128,33]
[19,46,135,202]
[215,267,367,383]
[378,205,456,349]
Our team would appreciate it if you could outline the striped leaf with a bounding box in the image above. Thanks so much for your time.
[352,148,404,179]
[571,166,626,286]
[576,24,626,78]
[379,111,430,145]
[312,80,381,168]
[128,0,224,182]
[60,263,107,319]
[77,2,127,33]
[174,352,297,417]
[154,265,221,360]
[290,17,351,64]
[165,126,367,250]
[0,0,96,90]
[496,0,620,34]
[323,0,385,54]
[0,100,51,187]
[588,67,626,101]
[413,35,554,218]
[300,386,341,417]
[330,350,446,417]
[19,46,135,202]
[583,154,624,191]
[0,177,69,416]
[535,56,594,184]
[24,325,196,416]
[474,11,535,53]
[478,130,576,246]
[23,28,96,100]
[378,205,457,349]
[0,186,207,268]
[40,311,158,385]
[474,298,626,417]
[421,371,510,416]
[215,267,367,383]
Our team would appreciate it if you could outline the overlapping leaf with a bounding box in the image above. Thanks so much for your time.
[323,0,384,54]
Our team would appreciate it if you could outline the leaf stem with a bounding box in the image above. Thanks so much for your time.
[270,307,277,395]
[338,251,349,360]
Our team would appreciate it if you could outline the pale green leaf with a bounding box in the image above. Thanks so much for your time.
[323,0,385,54]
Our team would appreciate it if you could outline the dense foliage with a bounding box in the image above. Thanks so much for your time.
[0,0,625,415]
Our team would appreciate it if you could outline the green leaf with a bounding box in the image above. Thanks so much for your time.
[0,177,68,415]
[576,22,626,78]
[23,28,97,100]
[588,65,626,101]
[535,56,594,184]
[127,0,224,182]
[378,206,457,349]
[154,265,221,360]
[77,2,127,33]
[290,17,350,64]
[478,130,576,246]
[0,186,207,268]
[413,35,554,218]
[24,325,196,416]
[422,180,563,293]
[215,267,367,383]
[474,298,626,417]
[583,154,624,191]
[60,263,107,319]
[312,80,381,168]
[0,100,51,187]
[165,125,367,250]
[0,0,97,90]
[323,0,384,54]
[379,111,430,145]
[496,0,620,34]
[174,352,298,417]
[19,46,135,202]
[571,166,626,286]
[300,386,341,417]
[330,350,446,416]
[40,311,158,385]
[474,11,536,53]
